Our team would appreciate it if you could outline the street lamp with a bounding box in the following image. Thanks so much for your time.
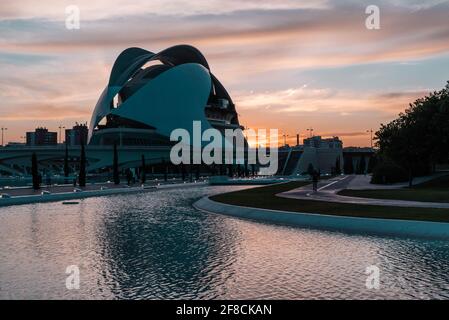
[58,125,65,144]
[366,129,373,148]
[283,134,289,146]
[307,127,314,138]
[1,127,7,146]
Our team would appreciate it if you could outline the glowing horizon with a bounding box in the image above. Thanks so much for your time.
[1,0,449,147]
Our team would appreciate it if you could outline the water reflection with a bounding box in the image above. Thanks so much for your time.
[376,239,449,298]
[96,190,240,299]
[0,185,448,299]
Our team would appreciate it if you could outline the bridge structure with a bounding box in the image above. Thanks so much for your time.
[0,145,170,176]
[0,44,251,178]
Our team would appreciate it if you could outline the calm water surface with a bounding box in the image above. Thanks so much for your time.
[0,185,448,299]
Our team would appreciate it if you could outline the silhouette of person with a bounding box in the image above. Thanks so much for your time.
[312,170,319,192]
[126,169,132,186]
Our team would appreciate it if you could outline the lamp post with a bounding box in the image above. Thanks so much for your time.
[307,127,314,138]
[283,134,288,146]
[1,127,7,146]
[366,129,373,148]
[58,125,65,144]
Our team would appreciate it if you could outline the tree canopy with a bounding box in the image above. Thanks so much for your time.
[375,81,449,183]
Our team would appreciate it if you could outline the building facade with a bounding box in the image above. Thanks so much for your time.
[0,45,247,176]
[88,45,244,148]
[26,128,57,146]
[65,123,88,146]
[275,136,344,175]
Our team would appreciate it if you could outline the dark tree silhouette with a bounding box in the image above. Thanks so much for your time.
[375,82,449,186]
[78,141,86,187]
[113,143,120,185]
[140,154,146,184]
[64,143,69,177]
[31,152,40,190]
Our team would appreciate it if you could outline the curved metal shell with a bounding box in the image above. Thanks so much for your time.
[111,63,213,138]
[88,45,236,144]
[153,44,209,70]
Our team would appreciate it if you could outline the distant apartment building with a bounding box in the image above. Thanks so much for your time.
[275,136,344,175]
[303,136,343,149]
[299,136,343,175]
[26,127,57,146]
[65,123,88,146]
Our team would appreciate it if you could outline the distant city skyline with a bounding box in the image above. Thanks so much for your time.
[1,0,449,146]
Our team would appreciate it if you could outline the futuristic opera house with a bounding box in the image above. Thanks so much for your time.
[0,45,358,176]
[0,45,246,175]
[88,45,244,147]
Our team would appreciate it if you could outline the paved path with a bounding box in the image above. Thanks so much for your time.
[278,175,449,209]
[345,173,448,190]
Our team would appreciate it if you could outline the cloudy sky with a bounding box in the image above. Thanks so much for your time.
[1,0,449,146]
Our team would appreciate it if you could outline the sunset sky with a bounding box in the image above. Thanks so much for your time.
[1,0,449,146]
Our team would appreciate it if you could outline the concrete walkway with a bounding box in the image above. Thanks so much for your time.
[345,173,448,190]
[278,175,449,209]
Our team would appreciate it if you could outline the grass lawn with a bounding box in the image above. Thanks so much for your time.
[210,181,449,223]
[338,174,449,203]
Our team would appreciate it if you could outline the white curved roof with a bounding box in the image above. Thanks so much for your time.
[88,45,239,146]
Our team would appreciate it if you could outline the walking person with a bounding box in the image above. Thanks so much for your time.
[126,169,132,186]
[312,170,319,193]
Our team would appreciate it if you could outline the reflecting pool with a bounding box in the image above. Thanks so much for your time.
[0,185,448,299]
